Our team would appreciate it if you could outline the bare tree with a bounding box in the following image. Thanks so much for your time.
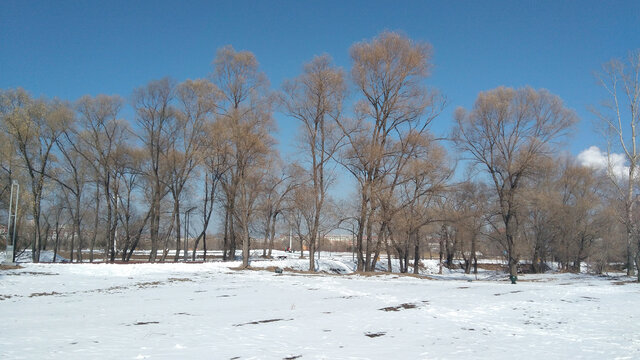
[453,86,577,279]
[168,79,218,261]
[107,145,152,262]
[281,54,346,271]
[257,162,297,258]
[75,94,127,262]
[553,160,606,272]
[211,45,275,267]
[521,158,559,273]
[132,78,175,262]
[54,126,90,262]
[592,50,640,278]
[192,120,228,261]
[0,89,73,262]
[337,31,444,271]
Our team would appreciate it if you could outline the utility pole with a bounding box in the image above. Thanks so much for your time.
[4,181,19,265]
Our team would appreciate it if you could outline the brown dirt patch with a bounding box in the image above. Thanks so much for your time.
[0,264,22,270]
[365,332,386,338]
[29,291,61,297]
[379,303,418,312]
[612,281,632,285]
[233,318,292,327]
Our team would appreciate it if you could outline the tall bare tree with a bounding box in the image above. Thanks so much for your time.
[453,86,577,279]
[54,125,91,262]
[169,79,219,261]
[75,94,127,262]
[211,45,275,267]
[133,78,175,262]
[281,54,346,271]
[592,50,640,278]
[192,119,229,261]
[0,89,73,262]
[337,31,444,271]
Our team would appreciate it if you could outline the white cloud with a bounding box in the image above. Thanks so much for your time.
[577,146,629,179]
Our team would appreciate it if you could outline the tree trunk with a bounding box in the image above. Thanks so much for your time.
[467,233,477,275]
[90,184,100,263]
[68,221,74,263]
[53,216,61,263]
[74,195,83,263]
[309,233,316,272]
[371,222,386,271]
[355,187,368,271]
[173,197,181,262]
[364,210,374,272]
[504,212,518,278]
[438,225,445,275]
[413,229,420,275]
[203,233,207,261]
[241,224,250,268]
[31,196,42,263]
[267,212,277,258]
[223,206,229,261]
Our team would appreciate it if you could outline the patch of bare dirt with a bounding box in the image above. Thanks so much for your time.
[132,321,159,326]
[612,281,631,285]
[0,264,22,270]
[136,281,162,288]
[379,303,418,312]
[365,332,386,338]
[494,290,523,296]
[233,318,292,327]
[29,291,61,297]
[5,271,58,276]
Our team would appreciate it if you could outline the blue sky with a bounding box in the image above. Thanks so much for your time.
[2,0,639,160]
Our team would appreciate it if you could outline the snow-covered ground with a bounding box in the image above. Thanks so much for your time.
[1,253,639,359]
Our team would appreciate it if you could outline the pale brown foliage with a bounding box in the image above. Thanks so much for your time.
[0,89,74,262]
[338,31,445,271]
[212,45,275,267]
[281,54,346,271]
[453,86,578,277]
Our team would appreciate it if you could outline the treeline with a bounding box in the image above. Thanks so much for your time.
[1,32,638,278]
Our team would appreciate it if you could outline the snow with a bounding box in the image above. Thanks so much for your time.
[1,253,639,359]
[246,250,460,276]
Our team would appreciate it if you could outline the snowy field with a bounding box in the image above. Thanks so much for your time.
[1,253,639,359]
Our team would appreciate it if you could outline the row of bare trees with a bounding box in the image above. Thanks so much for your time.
[1,32,638,278]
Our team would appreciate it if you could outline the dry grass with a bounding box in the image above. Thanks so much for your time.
[0,264,22,270]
